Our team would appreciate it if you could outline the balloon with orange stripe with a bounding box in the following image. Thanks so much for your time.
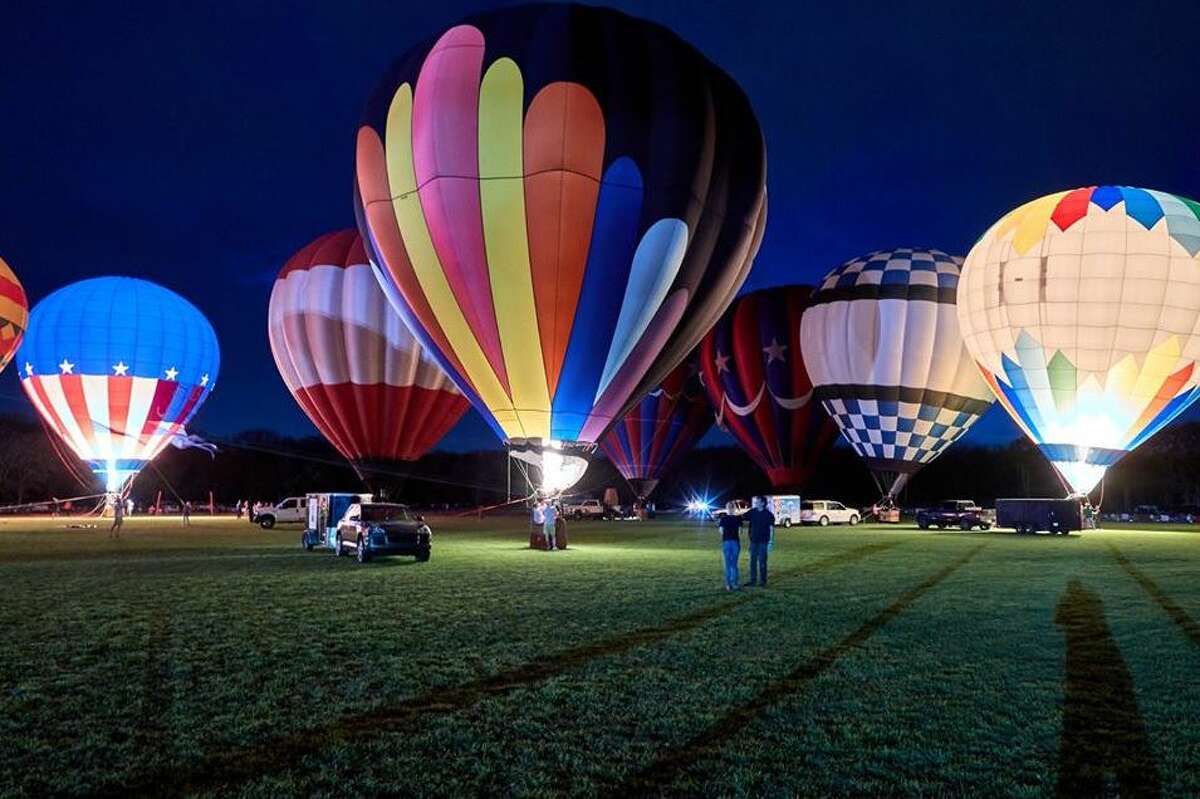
[0,256,28,376]
[355,4,766,493]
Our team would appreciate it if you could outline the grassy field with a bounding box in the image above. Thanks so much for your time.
[1,515,1198,797]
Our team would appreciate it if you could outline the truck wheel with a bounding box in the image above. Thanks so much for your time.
[259,516,276,530]
[415,548,431,562]
[782,518,792,528]
[819,515,829,527]
[960,520,973,531]
[917,521,928,530]
[335,534,345,557]
[848,514,859,526]
[356,536,371,563]
[301,533,313,551]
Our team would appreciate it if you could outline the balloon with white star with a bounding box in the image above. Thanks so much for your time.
[800,248,994,500]
[16,276,220,492]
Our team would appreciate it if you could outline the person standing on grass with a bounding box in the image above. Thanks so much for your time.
[109,495,124,539]
[543,499,558,551]
[718,503,743,591]
[182,501,192,527]
[745,496,775,587]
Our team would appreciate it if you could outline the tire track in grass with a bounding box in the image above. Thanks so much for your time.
[108,539,905,797]
[609,542,988,797]
[1106,542,1200,647]
[136,604,172,760]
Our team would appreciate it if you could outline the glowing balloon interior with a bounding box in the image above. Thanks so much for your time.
[801,249,994,499]
[958,186,1200,495]
[355,4,766,494]
[0,256,28,375]
[16,277,219,492]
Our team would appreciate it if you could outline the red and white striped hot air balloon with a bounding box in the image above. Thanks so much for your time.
[268,230,470,487]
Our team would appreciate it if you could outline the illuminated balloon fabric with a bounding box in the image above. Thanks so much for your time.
[16,277,219,492]
[600,357,713,500]
[699,286,838,490]
[267,230,470,479]
[958,186,1200,495]
[354,3,767,490]
[801,249,994,497]
[0,256,28,375]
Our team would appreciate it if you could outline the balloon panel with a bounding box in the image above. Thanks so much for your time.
[699,286,837,489]
[356,4,766,451]
[801,249,994,494]
[959,186,1200,494]
[16,277,219,492]
[268,230,469,469]
[600,355,713,494]
[0,256,28,375]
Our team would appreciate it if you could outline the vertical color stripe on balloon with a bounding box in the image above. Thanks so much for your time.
[383,84,518,435]
[549,158,644,441]
[478,57,552,438]
[81,374,112,458]
[523,82,605,396]
[411,26,510,394]
[597,219,689,399]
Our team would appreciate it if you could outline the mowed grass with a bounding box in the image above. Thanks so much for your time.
[1,515,1199,797]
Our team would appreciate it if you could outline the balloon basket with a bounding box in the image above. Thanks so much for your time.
[879,508,901,524]
[529,522,569,551]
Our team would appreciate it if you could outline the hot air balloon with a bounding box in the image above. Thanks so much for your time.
[16,277,219,493]
[600,355,713,501]
[0,256,28,375]
[699,286,838,490]
[801,249,995,501]
[268,230,470,489]
[958,186,1200,496]
[354,4,766,494]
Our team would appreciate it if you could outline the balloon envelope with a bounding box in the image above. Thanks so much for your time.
[699,286,837,490]
[268,230,470,485]
[354,3,766,492]
[16,277,219,492]
[600,355,713,500]
[0,256,28,375]
[801,249,994,498]
[958,186,1200,495]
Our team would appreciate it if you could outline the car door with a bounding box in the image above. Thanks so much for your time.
[338,504,361,550]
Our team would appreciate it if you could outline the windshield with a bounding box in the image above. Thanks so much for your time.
[801,502,814,510]
[362,504,411,522]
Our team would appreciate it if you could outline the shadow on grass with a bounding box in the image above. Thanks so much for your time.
[1106,543,1200,647]
[609,542,989,796]
[106,540,906,797]
[1054,579,1161,798]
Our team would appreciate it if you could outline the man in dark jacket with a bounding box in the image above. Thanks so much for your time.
[745,496,775,587]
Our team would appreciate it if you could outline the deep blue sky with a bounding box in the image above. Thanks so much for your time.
[3,0,1199,451]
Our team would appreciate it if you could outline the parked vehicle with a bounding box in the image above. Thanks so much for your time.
[563,498,608,520]
[256,496,309,529]
[334,502,432,563]
[800,500,860,526]
[711,499,750,520]
[916,500,993,531]
[766,495,801,528]
[996,498,1083,535]
[301,492,372,551]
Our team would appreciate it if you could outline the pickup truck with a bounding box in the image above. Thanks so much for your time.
[563,498,608,520]
[916,500,993,531]
[711,499,750,521]
[255,496,308,529]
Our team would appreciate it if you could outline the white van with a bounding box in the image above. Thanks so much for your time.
[800,500,860,527]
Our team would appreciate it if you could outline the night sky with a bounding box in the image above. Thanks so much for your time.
[4,0,1200,452]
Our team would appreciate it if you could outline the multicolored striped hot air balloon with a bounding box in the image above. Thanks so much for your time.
[355,4,766,493]
[699,286,838,490]
[959,186,1200,496]
[268,230,470,488]
[600,355,713,501]
[16,277,219,493]
[0,256,28,375]
[801,249,994,500]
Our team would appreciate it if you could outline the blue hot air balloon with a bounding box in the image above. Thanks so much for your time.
[16,277,220,492]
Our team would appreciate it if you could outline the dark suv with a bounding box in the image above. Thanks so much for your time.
[335,503,432,563]
[916,500,992,531]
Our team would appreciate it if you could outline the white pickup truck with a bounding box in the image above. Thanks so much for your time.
[562,498,608,520]
[255,496,308,529]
